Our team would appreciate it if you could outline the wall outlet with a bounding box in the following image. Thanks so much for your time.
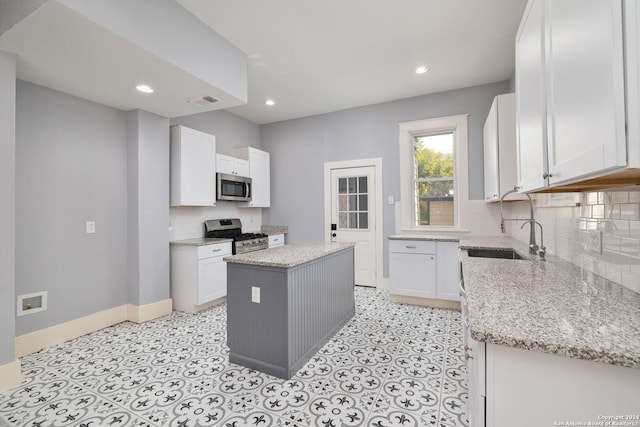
[251,286,260,304]
[589,230,602,254]
[86,221,96,234]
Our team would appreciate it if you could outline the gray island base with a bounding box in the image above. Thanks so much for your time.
[224,241,356,379]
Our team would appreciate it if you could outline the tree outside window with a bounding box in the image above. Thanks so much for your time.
[413,133,455,226]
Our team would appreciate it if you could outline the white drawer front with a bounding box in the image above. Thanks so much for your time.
[268,234,285,247]
[197,242,232,259]
[389,240,436,254]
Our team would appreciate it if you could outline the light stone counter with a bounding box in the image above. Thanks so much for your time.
[224,241,356,268]
[387,234,460,242]
[170,237,233,246]
[261,225,288,235]
[459,236,640,368]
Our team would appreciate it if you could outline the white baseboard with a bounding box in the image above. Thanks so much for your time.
[0,359,21,391]
[127,298,172,323]
[15,299,174,357]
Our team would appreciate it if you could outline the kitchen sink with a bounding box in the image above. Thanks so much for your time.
[466,248,527,260]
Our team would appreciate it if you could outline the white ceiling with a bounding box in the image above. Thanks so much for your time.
[177,0,528,124]
[1,0,528,125]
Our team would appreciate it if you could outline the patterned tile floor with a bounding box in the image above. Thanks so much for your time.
[0,287,469,427]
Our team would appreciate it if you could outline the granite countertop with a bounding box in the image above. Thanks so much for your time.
[224,241,355,268]
[459,236,640,368]
[170,237,233,246]
[388,234,460,242]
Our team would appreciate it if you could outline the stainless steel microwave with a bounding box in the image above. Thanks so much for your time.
[216,173,252,202]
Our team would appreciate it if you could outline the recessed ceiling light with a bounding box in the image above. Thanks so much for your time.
[136,84,154,93]
[415,66,429,74]
[265,99,275,106]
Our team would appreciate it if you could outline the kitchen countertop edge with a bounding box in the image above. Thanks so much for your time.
[387,234,460,242]
[224,241,356,268]
[170,237,233,246]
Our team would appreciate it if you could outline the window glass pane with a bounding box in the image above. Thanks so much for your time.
[349,212,358,229]
[339,178,347,194]
[414,133,454,180]
[348,195,357,211]
[359,213,368,229]
[358,195,368,211]
[339,195,348,211]
[348,177,357,193]
[359,177,368,193]
[413,131,455,227]
[339,213,348,228]
[416,181,454,226]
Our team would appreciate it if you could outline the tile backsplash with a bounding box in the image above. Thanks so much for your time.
[508,188,640,293]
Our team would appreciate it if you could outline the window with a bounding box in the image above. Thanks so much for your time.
[398,115,469,231]
[337,176,369,229]
[414,133,455,226]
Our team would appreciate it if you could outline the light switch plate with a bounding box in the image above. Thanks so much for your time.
[251,286,260,304]
[589,230,602,254]
[86,221,96,234]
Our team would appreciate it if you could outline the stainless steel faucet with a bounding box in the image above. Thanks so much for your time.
[499,186,546,259]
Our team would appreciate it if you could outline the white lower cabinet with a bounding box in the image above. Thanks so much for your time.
[268,233,285,248]
[170,241,232,313]
[484,344,640,427]
[389,240,460,301]
[461,283,485,427]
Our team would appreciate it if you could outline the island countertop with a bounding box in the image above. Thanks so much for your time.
[459,236,640,369]
[224,240,356,268]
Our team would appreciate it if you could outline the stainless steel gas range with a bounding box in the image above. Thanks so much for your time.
[204,218,268,254]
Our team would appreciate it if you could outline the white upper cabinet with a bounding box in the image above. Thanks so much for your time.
[483,94,526,201]
[170,125,216,207]
[235,147,271,208]
[545,0,626,185]
[516,0,638,192]
[216,153,250,177]
[624,0,640,168]
[515,0,547,192]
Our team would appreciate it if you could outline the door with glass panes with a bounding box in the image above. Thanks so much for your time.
[330,166,376,287]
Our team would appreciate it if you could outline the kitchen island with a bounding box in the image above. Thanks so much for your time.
[224,241,355,379]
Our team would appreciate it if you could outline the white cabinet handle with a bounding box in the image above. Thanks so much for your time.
[273,238,280,242]
[211,248,222,253]
[405,245,417,249]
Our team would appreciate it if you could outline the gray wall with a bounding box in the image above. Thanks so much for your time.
[261,81,511,276]
[15,81,129,335]
[127,110,170,306]
[0,52,16,365]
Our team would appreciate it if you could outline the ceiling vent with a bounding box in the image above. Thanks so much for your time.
[187,95,218,106]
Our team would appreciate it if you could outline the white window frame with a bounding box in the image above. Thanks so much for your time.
[398,115,469,232]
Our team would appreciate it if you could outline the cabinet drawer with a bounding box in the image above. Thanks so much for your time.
[268,234,285,247]
[197,242,232,259]
[389,240,436,254]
